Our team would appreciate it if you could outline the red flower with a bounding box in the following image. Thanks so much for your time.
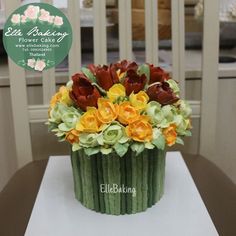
[147,82,179,105]
[70,73,101,111]
[149,65,170,84]
[123,69,147,95]
[95,65,119,91]
[112,60,138,73]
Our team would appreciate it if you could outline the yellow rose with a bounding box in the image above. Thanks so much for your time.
[49,86,72,109]
[76,107,103,133]
[107,84,126,102]
[59,86,73,106]
[66,129,79,144]
[97,98,118,124]
[125,115,153,142]
[129,91,149,111]
[50,92,61,109]
[163,124,177,146]
[118,102,140,125]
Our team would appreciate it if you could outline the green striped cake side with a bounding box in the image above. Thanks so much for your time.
[70,148,166,215]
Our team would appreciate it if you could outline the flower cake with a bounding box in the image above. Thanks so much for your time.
[47,60,192,215]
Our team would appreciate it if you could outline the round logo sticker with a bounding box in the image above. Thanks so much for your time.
[3,3,72,71]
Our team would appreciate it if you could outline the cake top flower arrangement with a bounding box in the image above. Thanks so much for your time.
[47,60,192,157]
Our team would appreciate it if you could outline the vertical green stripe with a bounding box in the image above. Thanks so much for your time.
[83,154,94,210]
[79,150,86,206]
[91,154,100,212]
[142,151,148,211]
[152,149,158,205]
[102,156,110,214]
[126,151,132,214]
[131,152,137,213]
[148,152,153,207]
[71,150,82,202]
[96,154,105,213]
[120,156,126,214]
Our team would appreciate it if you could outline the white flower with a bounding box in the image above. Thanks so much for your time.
[38,9,50,22]
[27,59,36,68]
[24,5,40,20]
[11,14,21,24]
[48,15,55,24]
[54,16,63,26]
[34,60,46,71]
[21,15,27,23]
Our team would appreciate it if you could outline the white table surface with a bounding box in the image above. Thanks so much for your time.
[25,152,218,236]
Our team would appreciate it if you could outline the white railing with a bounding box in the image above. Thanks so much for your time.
[3,0,219,168]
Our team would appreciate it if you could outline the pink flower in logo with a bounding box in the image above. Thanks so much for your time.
[39,9,50,22]
[27,59,36,69]
[48,15,55,24]
[54,16,63,26]
[21,15,27,23]
[24,5,40,20]
[34,60,46,71]
[11,14,21,24]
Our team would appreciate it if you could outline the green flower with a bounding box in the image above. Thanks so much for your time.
[146,101,165,125]
[59,107,80,131]
[79,133,99,148]
[166,79,180,94]
[98,123,128,146]
[49,103,67,123]
[174,114,191,135]
[49,104,80,131]
[178,100,192,118]
[146,101,178,128]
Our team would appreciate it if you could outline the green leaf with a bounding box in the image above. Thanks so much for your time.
[114,143,129,157]
[84,147,100,156]
[100,147,113,155]
[48,122,58,131]
[72,143,81,152]
[97,134,104,145]
[184,130,192,137]
[92,83,107,95]
[144,142,155,149]
[81,67,97,83]
[55,131,65,137]
[138,64,150,85]
[58,123,72,132]
[118,136,129,144]
[152,134,165,150]
[131,142,145,156]
[176,137,184,145]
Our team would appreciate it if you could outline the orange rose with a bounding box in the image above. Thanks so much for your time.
[66,129,79,144]
[97,98,118,124]
[118,102,140,125]
[76,107,103,133]
[125,116,153,142]
[163,124,177,146]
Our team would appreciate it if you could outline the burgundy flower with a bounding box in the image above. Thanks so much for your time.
[112,60,138,73]
[70,73,101,111]
[149,65,170,84]
[123,69,147,95]
[95,65,119,91]
[147,82,179,105]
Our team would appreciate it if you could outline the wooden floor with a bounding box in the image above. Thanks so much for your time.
[0,154,235,236]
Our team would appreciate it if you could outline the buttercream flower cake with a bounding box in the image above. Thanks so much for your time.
[47,60,192,215]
